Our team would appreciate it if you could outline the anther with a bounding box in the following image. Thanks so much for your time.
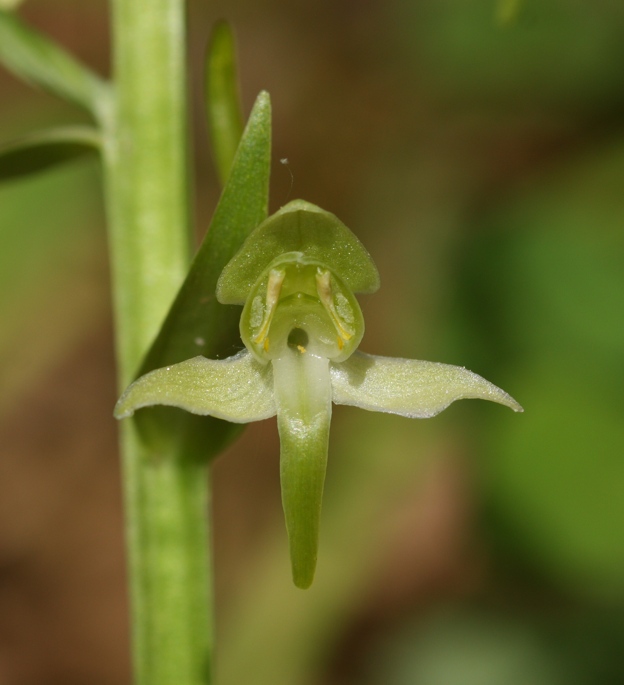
[254,268,286,346]
[315,269,353,342]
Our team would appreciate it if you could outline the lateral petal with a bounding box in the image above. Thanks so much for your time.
[114,350,276,423]
[330,351,523,417]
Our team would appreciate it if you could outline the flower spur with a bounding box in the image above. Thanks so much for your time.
[115,199,522,589]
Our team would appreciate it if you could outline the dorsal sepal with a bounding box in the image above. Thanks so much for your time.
[216,199,380,304]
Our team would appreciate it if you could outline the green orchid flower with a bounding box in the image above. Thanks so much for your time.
[115,199,522,589]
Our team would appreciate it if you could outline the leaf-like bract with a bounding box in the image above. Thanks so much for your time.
[132,91,272,458]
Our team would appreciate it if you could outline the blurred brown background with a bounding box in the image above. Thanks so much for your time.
[1,0,624,683]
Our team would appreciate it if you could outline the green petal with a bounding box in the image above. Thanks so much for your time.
[115,351,275,423]
[216,199,380,303]
[273,348,332,589]
[330,351,523,417]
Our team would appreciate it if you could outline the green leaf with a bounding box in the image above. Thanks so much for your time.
[217,199,381,304]
[205,20,244,185]
[0,10,108,117]
[0,126,100,182]
[330,351,523,417]
[273,349,332,589]
[133,90,272,459]
[115,351,276,423]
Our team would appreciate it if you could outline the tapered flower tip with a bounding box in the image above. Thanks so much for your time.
[330,351,523,417]
[273,348,333,589]
[114,351,276,423]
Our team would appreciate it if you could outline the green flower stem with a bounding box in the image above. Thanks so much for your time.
[104,0,212,683]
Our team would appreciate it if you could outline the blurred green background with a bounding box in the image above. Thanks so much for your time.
[1,0,623,683]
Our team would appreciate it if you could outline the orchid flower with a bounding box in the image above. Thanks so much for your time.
[115,199,522,589]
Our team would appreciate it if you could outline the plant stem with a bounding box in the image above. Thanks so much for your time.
[104,1,213,683]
